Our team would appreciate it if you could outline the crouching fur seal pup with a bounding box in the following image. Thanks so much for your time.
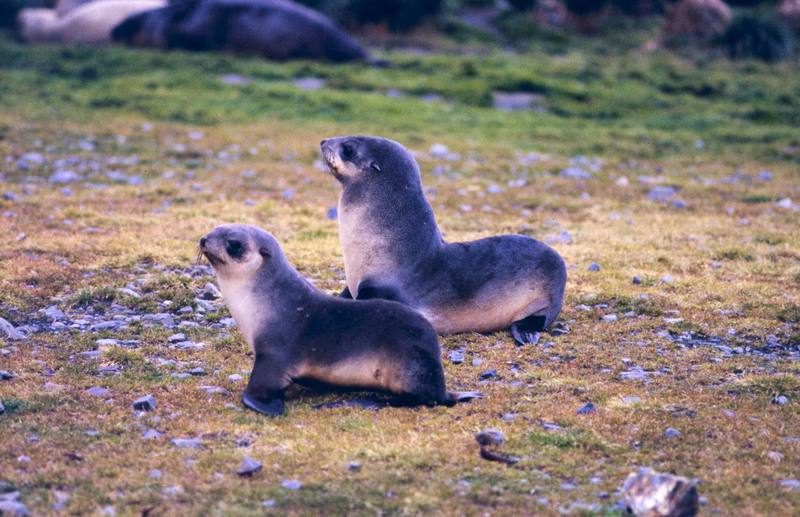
[320,136,568,345]
[17,0,165,45]
[200,224,480,416]
[112,0,368,62]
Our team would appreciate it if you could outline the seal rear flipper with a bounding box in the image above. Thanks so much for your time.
[242,392,285,416]
[510,314,547,346]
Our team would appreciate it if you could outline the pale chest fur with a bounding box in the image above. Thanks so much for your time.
[338,199,398,295]
[215,275,266,349]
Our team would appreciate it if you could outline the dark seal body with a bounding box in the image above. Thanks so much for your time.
[112,0,368,62]
[200,224,478,416]
[321,136,567,344]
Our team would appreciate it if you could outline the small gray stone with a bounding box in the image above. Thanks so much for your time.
[198,283,221,300]
[479,369,497,380]
[44,306,65,321]
[0,501,31,516]
[576,402,596,415]
[197,385,230,396]
[780,479,800,490]
[664,427,681,438]
[632,276,642,285]
[167,333,186,343]
[49,170,80,184]
[621,396,642,405]
[171,438,203,450]
[448,350,465,364]
[281,479,302,490]
[86,386,111,398]
[602,314,618,322]
[475,428,504,447]
[647,186,678,202]
[236,457,263,477]
[188,368,206,376]
[148,469,163,479]
[142,429,162,440]
[588,262,600,272]
[293,77,325,90]
[96,339,120,347]
[560,166,592,180]
[0,401,5,414]
[0,371,15,381]
[0,317,24,341]
[346,461,362,472]
[772,395,789,405]
[132,395,157,411]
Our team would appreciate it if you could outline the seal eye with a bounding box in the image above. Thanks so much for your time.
[340,142,356,161]
[225,239,244,258]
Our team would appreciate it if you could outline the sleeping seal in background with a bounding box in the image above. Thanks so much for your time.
[200,224,480,416]
[112,0,368,62]
[17,0,165,45]
[320,136,568,345]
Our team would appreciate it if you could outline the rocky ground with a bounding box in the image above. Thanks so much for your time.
[0,32,799,516]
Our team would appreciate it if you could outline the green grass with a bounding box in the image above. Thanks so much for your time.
[0,29,799,516]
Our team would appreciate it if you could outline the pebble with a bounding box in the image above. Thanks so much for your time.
[560,166,592,180]
[197,385,229,395]
[429,143,449,158]
[236,457,263,477]
[142,429,163,440]
[601,314,618,322]
[148,469,163,479]
[767,451,784,462]
[587,262,600,272]
[632,276,642,285]
[491,91,541,112]
[188,368,206,376]
[448,350,465,364]
[281,479,302,490]
[171,438,204,450]
[0,371,15,381]
[0,501,31,516]
[96,339,120,347]
[86,387,111,398]
[132,395,157,411]
[293,77,325,90]
[664,427,681,438]
[780,479,800,490]
[0,401,4,415]
[219,74,252,86]
[772,395,789,405]
[475,429,504,447]
[0,317,24,341]
[621,396,641,405]
[326,207,338,220]
[228,374,243,382]
[647,186,678,202]
[198,283,221,300]
[346,461,362,472]
[776,198,793,209]
[167,333,187,343]
[576,402,596,415]
[49,170,81,184]
[44,306,66,321]
[479,369,497,380]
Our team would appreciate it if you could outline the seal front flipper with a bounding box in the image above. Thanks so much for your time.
[339,285,353,299]
[510,314,547,346]
[242,392,285,416]
[242,351,291,417]
[448,391,483,404]
[355,279,407,304]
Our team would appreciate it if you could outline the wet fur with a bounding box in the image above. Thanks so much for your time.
[200,224,467,415]
[322,136,567,339]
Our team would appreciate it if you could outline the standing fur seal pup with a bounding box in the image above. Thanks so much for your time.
[320,136,568,345]
[112,0,368,62]
[200,224,480,416]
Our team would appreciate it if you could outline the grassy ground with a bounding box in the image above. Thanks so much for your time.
[0,30,799,516]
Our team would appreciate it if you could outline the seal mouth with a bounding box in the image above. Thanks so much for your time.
[200,248,225,267]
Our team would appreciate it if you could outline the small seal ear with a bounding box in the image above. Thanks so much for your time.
[259,247,271,259]
[370,161,381,172]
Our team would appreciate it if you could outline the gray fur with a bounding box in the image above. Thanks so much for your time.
[321,136,567,340]
[200,224,477,416]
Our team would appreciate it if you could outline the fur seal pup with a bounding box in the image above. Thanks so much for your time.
[200,224,480,416]
[17,0,164,45]
[112,0,368,62]
[320,136,568,345]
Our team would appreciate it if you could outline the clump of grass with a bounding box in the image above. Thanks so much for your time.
[754,234,785,246]
[777,304,800,323]
[67,286,118,311]
[527,429,607,452]
[714,248,755,261]
[586,294,664,317]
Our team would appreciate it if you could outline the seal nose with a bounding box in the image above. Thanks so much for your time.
[199,237,207,248]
